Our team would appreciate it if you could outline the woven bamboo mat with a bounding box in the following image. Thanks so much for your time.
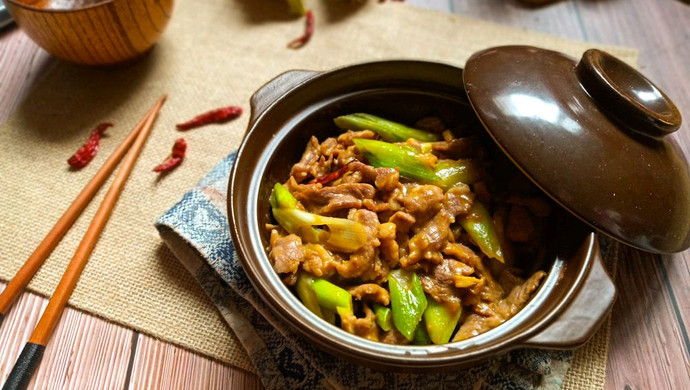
[0,0,636,384]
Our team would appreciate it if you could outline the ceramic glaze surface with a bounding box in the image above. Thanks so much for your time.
[463,46,690,253]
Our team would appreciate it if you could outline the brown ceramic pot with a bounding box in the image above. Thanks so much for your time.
[228,58,621,371]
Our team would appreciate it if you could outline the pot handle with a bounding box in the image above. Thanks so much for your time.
[520,236,617,349]
[249,70,321,127]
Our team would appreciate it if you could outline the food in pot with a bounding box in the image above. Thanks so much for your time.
[267,113,550,344]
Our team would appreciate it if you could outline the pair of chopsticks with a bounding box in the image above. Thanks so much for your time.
[0,95,166,390]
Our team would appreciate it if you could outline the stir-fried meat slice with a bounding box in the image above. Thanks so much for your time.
[337,130,377,146]
[405,185,474,267]
[318,137,340,158]
[290,136,333,183]
[444,242,504,304]
[388,211,415,234]
[401,184,444,220]
[362,198,395,214]
[293,183,376,215]
[336,209,385,281]
[498,268,527,294]
[452,312,503,341]
[499,270,546,313]
[443,242,481,263]
[301,244,338,278]
[283,176,320,204]
[406,210,454,266]
[348,284,390,306]
[419,258,474,311]
[377,222,399,266]
[268,231,304,275]
[340,304,379,342]
[452,270,546,341]
[347,161,400,192]
[268,230,338,280]
[337,144,359,166]
[443,184,474,217]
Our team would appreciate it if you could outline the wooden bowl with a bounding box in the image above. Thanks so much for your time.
[5,0,174,66]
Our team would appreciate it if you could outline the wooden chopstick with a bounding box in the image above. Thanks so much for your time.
[0,99,162,324]
[1,95,166,390]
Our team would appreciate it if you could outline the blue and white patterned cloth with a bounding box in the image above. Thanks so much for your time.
[155,152,574,390]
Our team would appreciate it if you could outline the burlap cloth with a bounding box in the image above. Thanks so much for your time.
[0,0,635,387]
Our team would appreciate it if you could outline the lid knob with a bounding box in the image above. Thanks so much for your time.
[576,49,682,139]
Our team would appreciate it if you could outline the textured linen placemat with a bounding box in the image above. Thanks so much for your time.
[0,0,636,381]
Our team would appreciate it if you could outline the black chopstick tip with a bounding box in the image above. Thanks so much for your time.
[1,342,45,390]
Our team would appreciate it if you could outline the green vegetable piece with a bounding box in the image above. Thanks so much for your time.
[270,182,297,209]
[311,278,353,317]
[412,321,432,345]
[353,139,480,190]
[296,273,324,319]
[434,159,481,189]
[286,0,306,15]
[423,299,462,345]
[334,113,442,142]
[270,183,367,252]
[353,139,438,184]
[373,303,393,332]
[460,201,505,262]
[388,269,428,341]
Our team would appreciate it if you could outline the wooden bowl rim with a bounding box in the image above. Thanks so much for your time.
[5,0,120,14]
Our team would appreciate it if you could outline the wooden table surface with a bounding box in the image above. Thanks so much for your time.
[1,0,689,389]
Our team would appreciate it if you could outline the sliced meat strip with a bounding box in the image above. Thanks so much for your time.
[347,161,400,192]
[293,183,376,215]
[268,231,304,275]
[419,258,473,311]
[452,270,546,341]
[336,209,384,281]
[347,283,390,306]
[401,184,444,223]
[406,210,453,266]
[290,136,332,183]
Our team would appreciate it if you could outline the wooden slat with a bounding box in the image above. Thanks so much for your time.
[0,285,47,383]
[606,248,690,390]
[0,283,134,389]
[450,0,586,40]
[0,28,51,125]
[128,334,262,390]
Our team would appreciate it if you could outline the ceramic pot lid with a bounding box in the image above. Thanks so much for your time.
[463,46,690,253]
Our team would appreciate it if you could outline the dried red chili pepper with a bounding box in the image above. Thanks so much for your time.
[309,163,352,185]
[287,9,314,49]
[67,122,113,169]
[153,138,187,173]
[176,106,243,131]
